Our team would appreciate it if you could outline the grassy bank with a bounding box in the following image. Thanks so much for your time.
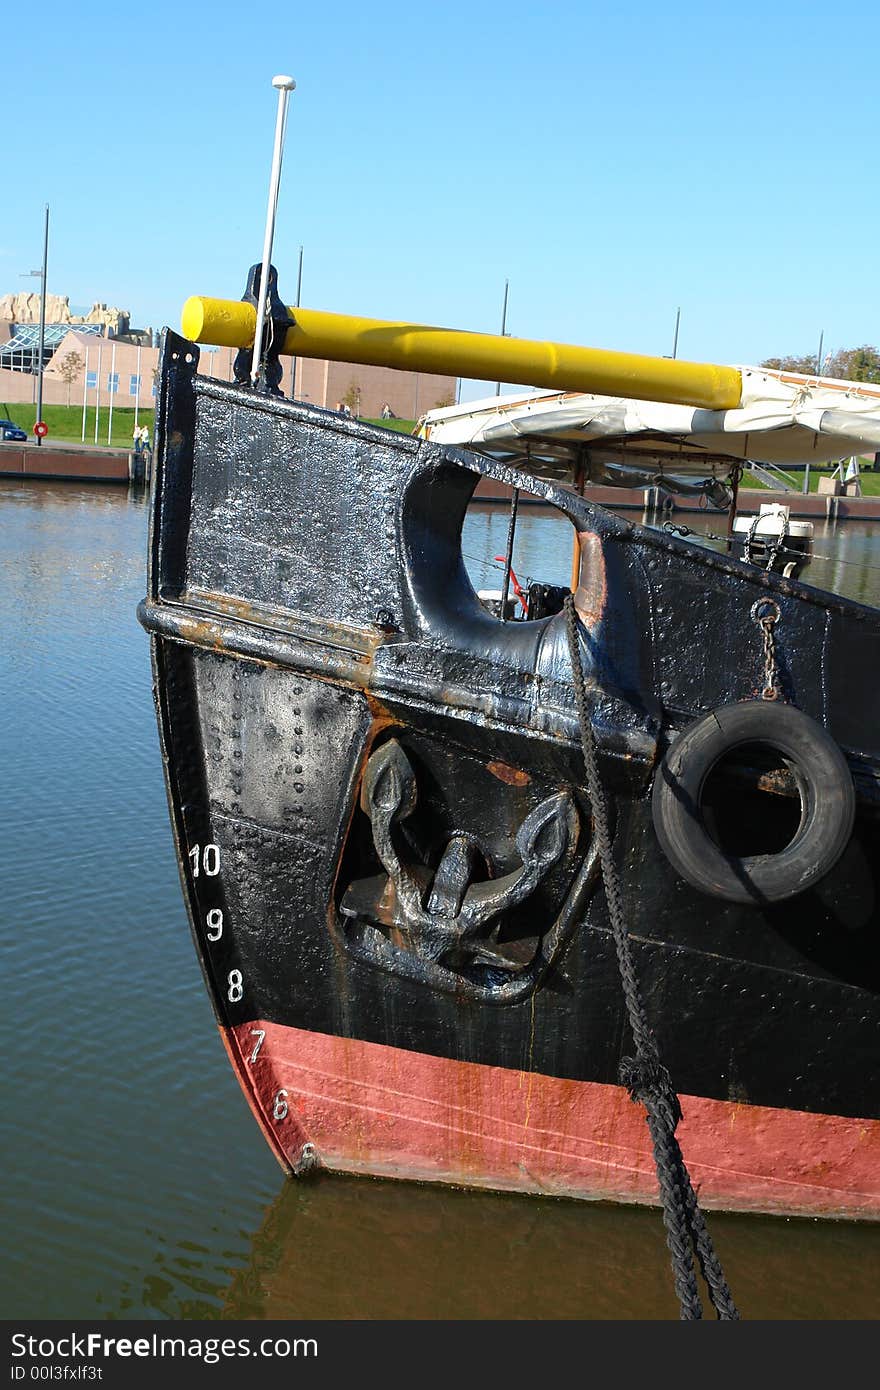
[0,403,415,449]
[0,403,155,450]
[363,417,417,433]
[743,459,880,495]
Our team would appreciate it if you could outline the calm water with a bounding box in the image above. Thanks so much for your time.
[2,478,879,1322]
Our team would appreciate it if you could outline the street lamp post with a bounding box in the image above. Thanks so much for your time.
[20,204,50,445]
[36,205,49,441]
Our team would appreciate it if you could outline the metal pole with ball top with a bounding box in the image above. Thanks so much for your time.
[251,74,297,390]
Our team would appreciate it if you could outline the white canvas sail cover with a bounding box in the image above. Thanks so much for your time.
[417,365,880,488]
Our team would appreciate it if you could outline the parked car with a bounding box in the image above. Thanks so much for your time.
[0,418,28,442]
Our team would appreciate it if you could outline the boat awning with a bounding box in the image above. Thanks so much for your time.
[417,366,880,488]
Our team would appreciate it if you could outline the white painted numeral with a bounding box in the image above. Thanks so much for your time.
[206,908,223,942]
[249,1029,266,1063]
[227,969,243,1003]
[189,843,221,877]
[273,1089,289,1121]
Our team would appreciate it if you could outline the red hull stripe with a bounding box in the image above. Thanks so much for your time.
[224,1019,880,1220]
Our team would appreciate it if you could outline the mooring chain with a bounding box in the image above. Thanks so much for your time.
[751,598,782,701]
[563,596,740,1321]
[764,510,789,573]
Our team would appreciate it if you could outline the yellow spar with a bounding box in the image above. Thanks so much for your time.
[180,295,743,412]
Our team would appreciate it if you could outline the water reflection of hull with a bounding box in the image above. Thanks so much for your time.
[222,1172,880,1320]
[139,333,880,1227]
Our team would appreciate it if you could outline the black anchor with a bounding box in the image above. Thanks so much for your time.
[341,739,579,969]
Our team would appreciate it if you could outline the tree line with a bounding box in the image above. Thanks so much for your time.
[760,345,880,383]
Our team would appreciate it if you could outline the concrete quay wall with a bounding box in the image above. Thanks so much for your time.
[0,440,133,483]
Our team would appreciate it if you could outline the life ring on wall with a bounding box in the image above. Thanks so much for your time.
[651,702,855,904]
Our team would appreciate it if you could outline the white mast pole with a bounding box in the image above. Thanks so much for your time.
[251,74,296,388]
[94,342,103,444]
[134,343,141,431]
[107,340,116,444]
[81,346,89,442]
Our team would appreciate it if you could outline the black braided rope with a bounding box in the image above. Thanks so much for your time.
[564,596,740,1321]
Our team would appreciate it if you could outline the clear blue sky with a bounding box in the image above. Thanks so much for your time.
[5,0,877,400]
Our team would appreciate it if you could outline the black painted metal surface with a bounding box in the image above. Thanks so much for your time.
[139,332,880,1123]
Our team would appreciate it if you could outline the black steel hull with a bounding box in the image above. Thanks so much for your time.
[139,333,880,1217]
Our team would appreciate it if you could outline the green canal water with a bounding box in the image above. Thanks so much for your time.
[2,478,879,1322]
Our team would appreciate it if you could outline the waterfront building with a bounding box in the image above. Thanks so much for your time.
[0,323,456,421]
[0,286,456,421]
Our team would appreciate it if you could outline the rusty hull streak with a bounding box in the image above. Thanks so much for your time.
[573,531,607,629]
[173,611,234,655]
[486,760,532,786]
[140,598,383,693]
[325,703,402,950]
[182,586,382,661]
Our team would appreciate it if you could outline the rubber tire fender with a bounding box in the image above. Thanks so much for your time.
[651,701,855,905]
